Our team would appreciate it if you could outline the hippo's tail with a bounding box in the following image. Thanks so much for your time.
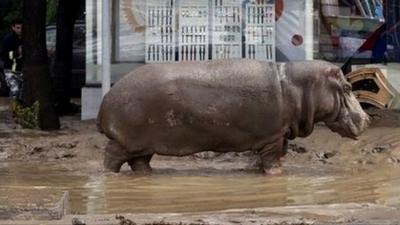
[96,100,105,134]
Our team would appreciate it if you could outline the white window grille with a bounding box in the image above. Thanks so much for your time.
[245,1,275,61]
[145,0,176,63]
[211,0,242,59]
[178,0,209,61]
[144,0,276,63]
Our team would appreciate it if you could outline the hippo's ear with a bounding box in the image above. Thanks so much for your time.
[325,67,341,81]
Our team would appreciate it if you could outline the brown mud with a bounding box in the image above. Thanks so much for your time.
[1,98,400,224]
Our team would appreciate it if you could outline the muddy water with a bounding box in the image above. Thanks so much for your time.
[0,161,399,215]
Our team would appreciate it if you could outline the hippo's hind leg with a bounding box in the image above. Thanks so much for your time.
[127,154,153,173]
[104,140,130,173]
[259,138,287,175]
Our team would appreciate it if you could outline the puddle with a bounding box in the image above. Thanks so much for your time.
[0,161,399,215]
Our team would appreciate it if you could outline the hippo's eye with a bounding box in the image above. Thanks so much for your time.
[343,84,352,93]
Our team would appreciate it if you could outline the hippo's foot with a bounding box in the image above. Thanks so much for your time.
[104,153,125,173]
[259,138,286,175]
[103,140,130,173]
[264,167,282,175]
[128,155,153,173]
[261,158,282,176]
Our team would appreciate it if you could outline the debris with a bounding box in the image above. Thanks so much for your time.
[371,144,392,153]
[361,144,392,154]
[271,222,311,225]
[55,142,78,149]
[62,153,75,158]
[315,151,336,164]
[193,151,221,160]
[315,151,336,160]
[346,67,398,109]
[116,215,137,225]
[144,223,207,225]
[387,157,400,164]
[72,217,86,225]
[288,143,307,153]
[115,215,208,225]
[29,146,44,155]
[353,160,374,165]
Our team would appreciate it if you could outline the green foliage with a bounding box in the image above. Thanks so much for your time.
[10,101,40,129]
[47,0,59,25]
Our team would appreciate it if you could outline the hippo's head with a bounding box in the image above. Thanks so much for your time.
[319,66,370,140]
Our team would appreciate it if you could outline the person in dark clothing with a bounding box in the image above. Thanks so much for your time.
[0,19,23,99]
[1,19,23,72]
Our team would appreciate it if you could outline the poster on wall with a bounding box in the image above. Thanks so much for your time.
[119,0,147,62]
[275,0,306,61]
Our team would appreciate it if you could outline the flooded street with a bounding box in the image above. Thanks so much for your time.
[1,160,400,215]
[1,98,400,223]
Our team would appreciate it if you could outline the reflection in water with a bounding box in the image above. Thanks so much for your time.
[84,174,106,214]
[0,162,399,214]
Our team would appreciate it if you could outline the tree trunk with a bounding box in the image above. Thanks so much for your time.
[22,0,60,130]
[53,0,82,114]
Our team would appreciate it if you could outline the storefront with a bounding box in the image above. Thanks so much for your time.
[82,0,400,119]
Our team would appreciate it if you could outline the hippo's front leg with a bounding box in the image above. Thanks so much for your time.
[258,138,287,175]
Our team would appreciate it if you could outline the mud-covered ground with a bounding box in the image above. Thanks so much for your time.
[1,97,400,224]
[1,101,400,174]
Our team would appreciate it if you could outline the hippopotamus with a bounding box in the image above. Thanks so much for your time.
[97,59,370,174]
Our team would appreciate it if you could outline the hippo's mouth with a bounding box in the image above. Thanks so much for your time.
[326,120,359,140]
[325,105,356,139]
[324,89,372,140]
[326,103,369,140]
[338,124,359,140]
